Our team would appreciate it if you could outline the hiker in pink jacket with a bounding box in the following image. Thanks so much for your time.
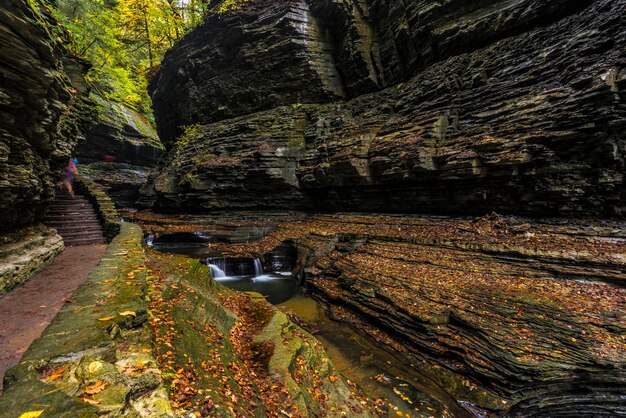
[61,158,78,198]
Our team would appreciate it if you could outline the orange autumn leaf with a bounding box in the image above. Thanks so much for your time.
[82,396,101,405]
[42,364,67,382]
[328,374,339,383]
[85,380,108,395]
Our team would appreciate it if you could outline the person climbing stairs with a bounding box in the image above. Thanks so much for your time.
[44,189,106,245]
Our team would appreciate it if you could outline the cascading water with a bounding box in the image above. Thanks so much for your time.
[145,234,154,246]
[253,258,263,277]
[209,264,226,278]
[207,257,227,279]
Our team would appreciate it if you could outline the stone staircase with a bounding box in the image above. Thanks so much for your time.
[44,190,106,245]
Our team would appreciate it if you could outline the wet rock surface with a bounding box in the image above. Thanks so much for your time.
[145,212,626,416]
[0,0,96,231]
[146,0,626,216]
[77,93,163,166]
[146,250,375,417]
[0,243,105,394]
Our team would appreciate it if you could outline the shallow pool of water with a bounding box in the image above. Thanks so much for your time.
[280,295,471,418]
[213,273,299,305]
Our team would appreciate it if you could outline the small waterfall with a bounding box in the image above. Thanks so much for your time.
[253,258,263,277]
[209,264,226,279]
[207,257,227,278]
[145,234,154,246]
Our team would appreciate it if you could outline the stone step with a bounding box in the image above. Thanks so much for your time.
[46,216,100,228]
[61,229,105,237]
[45,214,100,222]
[45,191,107,246]
[46,208,99,216]
[55,226,104,235]
[48,203,93,210]
[63,237,106,246]
[61,232,105,242]
[51,195,89,202]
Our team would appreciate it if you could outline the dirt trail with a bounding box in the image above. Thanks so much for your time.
[0,244,106,393]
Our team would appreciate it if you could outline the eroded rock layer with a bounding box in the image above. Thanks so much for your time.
[146,0,625,216]
[77,93,163,166]
[218,214,626,416]
[0,224,63,295]
[0,0,96,231]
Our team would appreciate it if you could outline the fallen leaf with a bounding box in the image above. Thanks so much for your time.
[82,397,101,405]
[85,380,108,395]
[119,311,136,317]
[98,317,115,321]
[18,411,44,418]
[88,361,103,374]
[43,364,67,382]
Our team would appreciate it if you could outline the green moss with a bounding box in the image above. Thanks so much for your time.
[175,124,203,147]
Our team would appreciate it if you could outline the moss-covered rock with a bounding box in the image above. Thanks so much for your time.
[0,0,97,232]
[145,250,372,417]
[77,93,163,166]
[75,178,121,242]
[0,224,63,296]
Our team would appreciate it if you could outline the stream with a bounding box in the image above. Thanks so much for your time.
[146,229,474,417]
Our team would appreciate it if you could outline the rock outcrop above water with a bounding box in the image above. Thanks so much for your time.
[0,0,96,231]
[146,0,625,216]
[199,214,625,416]
[77,93,163,166]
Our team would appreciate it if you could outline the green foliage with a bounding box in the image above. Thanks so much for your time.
[54,0,208,114]
[217,0,251,14]
[175,124,203,147]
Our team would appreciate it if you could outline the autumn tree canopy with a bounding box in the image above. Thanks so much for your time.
[55,0,210,114]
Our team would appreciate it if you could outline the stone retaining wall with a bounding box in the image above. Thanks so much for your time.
[0,225,64,296]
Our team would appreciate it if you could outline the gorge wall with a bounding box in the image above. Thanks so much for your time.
[0,0,97,231]
[77,93,163,166]
[146,0,625,216]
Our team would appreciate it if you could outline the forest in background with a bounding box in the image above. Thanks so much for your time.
[52,0,216,116]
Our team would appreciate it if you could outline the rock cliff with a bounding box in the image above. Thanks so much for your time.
[0,0,96,231]
[146,0,625,216]
[77,93,163,166]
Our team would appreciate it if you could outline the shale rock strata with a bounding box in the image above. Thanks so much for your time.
[146,0,626,216]
[0,0,96,231]
[78,93,163,166]
[224,214,626,416]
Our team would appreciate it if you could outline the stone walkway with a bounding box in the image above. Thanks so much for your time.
[0,244,106,393]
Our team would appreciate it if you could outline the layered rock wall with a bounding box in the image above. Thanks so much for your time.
[0,0,96,231]
[0,225,63,296]
[77,93,163,166]
[221,214,626,416]
[146,0,626,216]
